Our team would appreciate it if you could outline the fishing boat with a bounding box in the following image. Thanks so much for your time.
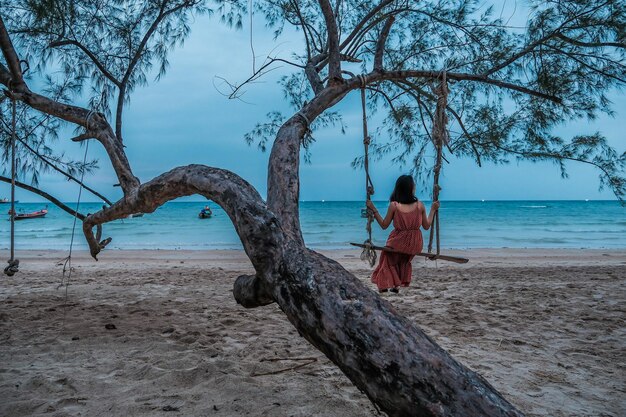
[0,198,13,204]
[8,208,48,220]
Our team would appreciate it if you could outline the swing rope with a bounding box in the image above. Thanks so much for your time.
[351,72,469,265]
[359,75,377,267]
[4,93,19,276]
[59,111,93,291]
[427,71,449,258]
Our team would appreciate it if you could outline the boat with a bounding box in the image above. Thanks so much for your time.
[9,208,48,220]
[0,198,17,204]
[198,207,212,219]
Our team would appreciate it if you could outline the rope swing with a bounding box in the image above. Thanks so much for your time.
[358,76,377,267]
[427,70,449,259]
[59,111,94,291]
[350,72,468,265]
[4,93,19,276]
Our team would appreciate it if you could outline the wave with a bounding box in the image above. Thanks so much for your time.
[541,229,625,234]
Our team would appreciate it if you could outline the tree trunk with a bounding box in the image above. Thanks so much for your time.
[261,248,524,417]
[234,113,525,416]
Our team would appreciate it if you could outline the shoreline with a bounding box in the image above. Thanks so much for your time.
[3,247,625,267]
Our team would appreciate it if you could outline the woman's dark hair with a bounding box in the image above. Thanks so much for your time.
[389,175,418,204]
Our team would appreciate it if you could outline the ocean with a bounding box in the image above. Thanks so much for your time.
[1,200,625,251]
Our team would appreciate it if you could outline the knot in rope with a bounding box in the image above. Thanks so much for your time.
[4,259,19,276]
[431,70,450,147]
[357,74,367,89]
[360,239,377,267]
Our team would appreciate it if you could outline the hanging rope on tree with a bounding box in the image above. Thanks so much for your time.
[427,71,449,259]
[59,111,94,291]
[4,91,19,276]
[350,72,468,264]
[358,76,377,267]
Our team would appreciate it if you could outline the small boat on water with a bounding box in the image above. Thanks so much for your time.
[0,198,18,204]
[199,206,212,219]
[8,208,48,220]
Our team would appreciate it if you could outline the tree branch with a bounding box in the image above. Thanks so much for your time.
[484,33,558,76]
[318,0,342,83]
[0,175,85,220]
[374,16,395,71]
[362,70,563,103]
[544,44,626,83]
[290,0,312,60]
[82,164,284,281]
[115,0,198,142]
[339,0,395,51]
[5,85,139,193]
[305,62,325,94]
[0,25,139,193]
[446,105,483,166]
[0,16,24,87]
[556,33,625,49]
[12,134,113,205]
[48,39,121,87]
[484,2,616,77]
[0,62,12,86]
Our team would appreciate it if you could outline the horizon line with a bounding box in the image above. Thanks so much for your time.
[6,198,621,204]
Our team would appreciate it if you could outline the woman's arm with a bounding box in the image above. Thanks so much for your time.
[421,201,440,230]
[366,200,395,230]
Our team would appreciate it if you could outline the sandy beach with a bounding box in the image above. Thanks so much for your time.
[1,248,624,416]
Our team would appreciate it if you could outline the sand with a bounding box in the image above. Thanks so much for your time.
[0,248,625,416]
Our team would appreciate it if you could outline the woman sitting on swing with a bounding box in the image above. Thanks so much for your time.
[366,175,439,293]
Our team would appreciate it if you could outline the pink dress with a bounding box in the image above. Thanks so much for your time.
[371,202,423,290]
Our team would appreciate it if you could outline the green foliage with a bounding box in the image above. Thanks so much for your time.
[2,0,623,201]
[0,76,98,185]
[0,0,221,192]
[248,0,625,200]
[244,110,284,152]
[2,0,212,116]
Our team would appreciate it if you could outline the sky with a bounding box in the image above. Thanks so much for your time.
[2,2,624,203]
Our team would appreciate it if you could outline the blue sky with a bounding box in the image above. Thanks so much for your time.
[2,5,624,203]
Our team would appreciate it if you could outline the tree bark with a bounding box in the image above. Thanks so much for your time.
[253,247,524,417]
[240,106,526,415]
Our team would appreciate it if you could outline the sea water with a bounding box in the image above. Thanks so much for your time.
[1,200,624,250]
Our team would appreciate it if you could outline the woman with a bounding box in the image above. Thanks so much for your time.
[366,175,439,293]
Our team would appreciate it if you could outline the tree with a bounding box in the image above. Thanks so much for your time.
[1,1,624,416]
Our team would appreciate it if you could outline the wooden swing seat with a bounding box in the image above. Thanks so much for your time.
[350,242,469,264]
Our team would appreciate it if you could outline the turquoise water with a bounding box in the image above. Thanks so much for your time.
[1,200,624,250]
